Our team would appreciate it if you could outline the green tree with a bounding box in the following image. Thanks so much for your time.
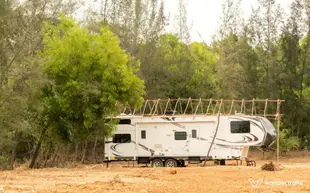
[139,33,218,99]
[0,0,74,169]
[29,14,145,168]
[186,42,218,98]
[212,33,258,99]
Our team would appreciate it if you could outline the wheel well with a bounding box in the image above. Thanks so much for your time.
[137,157,150,164]
[150,157,164,161]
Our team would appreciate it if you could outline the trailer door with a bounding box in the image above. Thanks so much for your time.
[188,126,201,156]
[172,130,189,156]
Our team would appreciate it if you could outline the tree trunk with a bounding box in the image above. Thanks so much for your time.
[103,138,106,161]
[81,141,88,164]
[50,145,59,167]
[10,131,19,170]
[29,127,47,169]
[10,142,17,170]
[62,144,71,165]
[43,145,52,168]
[92,136,98,163]
[35,151,43,169]
[75,143,79,161]
[103,0,108,21]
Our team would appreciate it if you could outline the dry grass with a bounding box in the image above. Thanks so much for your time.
[1,157,310,193]
[261,161,282,171]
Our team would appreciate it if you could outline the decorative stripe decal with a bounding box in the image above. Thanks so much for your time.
[161,117,186,129]
[214,134,259,144]
[197,137,208,141]
[197,137,244,149]
[215,144,243,150]
[132,140,155,154]
[110,141,156,157]
[215,136,247,143]
[110,144,123,154]
[249,133,259,141]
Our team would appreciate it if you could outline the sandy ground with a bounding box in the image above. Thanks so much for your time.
[1,158,310,193]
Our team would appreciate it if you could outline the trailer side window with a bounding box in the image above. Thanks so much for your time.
[141,130,146,139]
[192,130,197,138]
[113,134,131,143]
[118,119,131,124]
[175,132,187,140]
[231,121,250,133]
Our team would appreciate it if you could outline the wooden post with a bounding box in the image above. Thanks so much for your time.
[133,104,136,115]
[173,98,180,116]
[213,100,219,115]
[142,100,148,115]
[193,98,202,120]
[204,99,223,166]
[251,98,255,116]
[229,100,234,114]
[184,98,191,115]
[163,98,170,116]
[276,99,281,163]
[262,151,264,160]
[264,99,268,117]
[206,99,212,115]
[152,99,160,116]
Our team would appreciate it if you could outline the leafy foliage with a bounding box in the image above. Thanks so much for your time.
[0,156,10,170]
[279,129,301,152]
[40,14,145,142]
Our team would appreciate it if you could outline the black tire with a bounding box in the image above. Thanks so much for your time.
[177,160,185,167]
[165,159,178,168]
[151,159,164,168]
[220,160,226,165]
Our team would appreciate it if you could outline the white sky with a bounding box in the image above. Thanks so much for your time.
[164,0,293,43]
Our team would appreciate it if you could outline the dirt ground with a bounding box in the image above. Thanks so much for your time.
[1,157,310,193]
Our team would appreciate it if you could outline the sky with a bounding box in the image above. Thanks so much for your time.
[164,0,294,43]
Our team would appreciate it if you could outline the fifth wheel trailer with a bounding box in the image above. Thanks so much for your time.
[104,114,277,167]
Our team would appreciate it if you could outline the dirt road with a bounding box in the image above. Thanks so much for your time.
[0,158,310,193]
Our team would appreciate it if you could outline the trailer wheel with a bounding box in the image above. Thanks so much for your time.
[165,159,177,168]
[220,160,226,166]
[177,160,185,167]
[151,159,163,168]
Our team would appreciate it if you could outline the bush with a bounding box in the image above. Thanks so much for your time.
[279,129,301,152]
[0,156,11,170]
[261,161,281,171]
[301,135,310,150]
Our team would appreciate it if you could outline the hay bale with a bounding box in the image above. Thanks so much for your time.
[261,161,281,171]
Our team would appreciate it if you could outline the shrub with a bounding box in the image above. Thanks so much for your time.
[0,156,11,170]
[279,129,301,152]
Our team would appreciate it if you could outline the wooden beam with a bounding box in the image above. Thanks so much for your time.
[277,99,281,163]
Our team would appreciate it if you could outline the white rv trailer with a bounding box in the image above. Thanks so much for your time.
[104,114,277,167]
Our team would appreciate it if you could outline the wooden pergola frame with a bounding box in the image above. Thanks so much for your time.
[119,98,285,162]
